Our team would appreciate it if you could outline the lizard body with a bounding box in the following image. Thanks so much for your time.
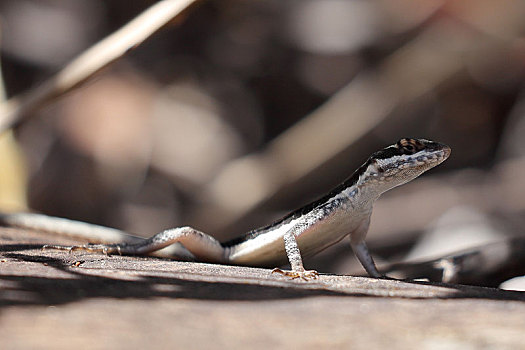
[0,138,450,279]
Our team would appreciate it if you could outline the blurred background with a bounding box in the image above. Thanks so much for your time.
[0,0,525,287]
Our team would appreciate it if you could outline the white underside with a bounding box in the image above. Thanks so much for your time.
[227,204,371,267]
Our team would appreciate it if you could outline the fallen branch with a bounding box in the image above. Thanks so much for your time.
[0,0,199,132]
[386,237,525,286]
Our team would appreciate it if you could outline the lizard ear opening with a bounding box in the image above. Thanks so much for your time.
[371,159,384,173]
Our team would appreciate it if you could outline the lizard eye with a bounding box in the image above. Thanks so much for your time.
[402,144,416,154]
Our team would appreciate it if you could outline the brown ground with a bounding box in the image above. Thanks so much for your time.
[1,227,524,350]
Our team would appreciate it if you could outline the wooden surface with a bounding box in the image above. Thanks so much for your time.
[1,227,524,349]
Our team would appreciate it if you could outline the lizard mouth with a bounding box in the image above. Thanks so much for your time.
[424,142,451,167]
[442,145,452,159]
[434,144,451,166]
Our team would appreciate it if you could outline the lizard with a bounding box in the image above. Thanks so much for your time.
[0,138,450,280]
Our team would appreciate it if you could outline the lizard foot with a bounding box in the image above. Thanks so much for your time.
[271,268,319,281]
[43,243,123,255]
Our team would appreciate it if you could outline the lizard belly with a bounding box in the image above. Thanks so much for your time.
[228,210,365,267]
[227,220,298,267]
[295,210,356,258]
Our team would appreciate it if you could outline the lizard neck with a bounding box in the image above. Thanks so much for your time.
[352,160,412,200]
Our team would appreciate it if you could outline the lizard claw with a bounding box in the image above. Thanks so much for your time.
[272,268,319,281]
[44,243,123,255]
[42,244,75,253]
[70,243,119,255]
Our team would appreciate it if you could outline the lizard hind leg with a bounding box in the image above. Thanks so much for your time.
[44,226,228,263]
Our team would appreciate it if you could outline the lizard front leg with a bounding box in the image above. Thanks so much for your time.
[351,241,382,278]
[44,226,227,263]
[349,216,383,278]
[272,221,319,281]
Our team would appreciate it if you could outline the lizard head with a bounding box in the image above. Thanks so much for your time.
[361,138,451,192]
